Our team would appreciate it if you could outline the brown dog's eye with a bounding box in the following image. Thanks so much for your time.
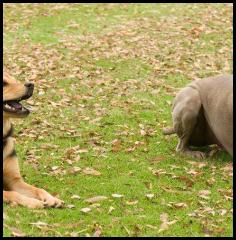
[3,81,8,87]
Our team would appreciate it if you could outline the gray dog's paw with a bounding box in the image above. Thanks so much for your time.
[178,149,206,159]
[185,150,206,159]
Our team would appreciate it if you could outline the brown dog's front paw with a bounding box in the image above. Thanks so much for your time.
[44,196,64,208]
[37,189,64,208]
[25,198,46,209]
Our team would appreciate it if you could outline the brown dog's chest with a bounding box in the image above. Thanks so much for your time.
[3,122,16,162]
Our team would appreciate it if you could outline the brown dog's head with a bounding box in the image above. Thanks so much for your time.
[3,70,34,119]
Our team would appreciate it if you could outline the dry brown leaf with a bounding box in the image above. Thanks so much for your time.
[125,200,138,206]
[158,213,178,233]
[84,196,108,204]
[173,202,188,209]
[111,193,124,198]
[187,161,207,169]
[80,207,91,213]
[152,168,167,177]
[146,194,154,200]
[158,213,169,233]
[186,169,202,177]
[68,166,82,174]
[71,195,81,200]
[198,190,211,199]
[30,221,49,229]
[177,175,194,187]
[83,167,101,176]
[108,206,115,213]
[10,228,26,237]
[78,149,88,153]
[149,156,165,163]
[111,139,122,152]
[3,212,7,220]
[93,227,102,237]
[67,204,76,209]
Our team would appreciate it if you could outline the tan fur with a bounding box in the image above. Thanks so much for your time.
[3,69,63,208]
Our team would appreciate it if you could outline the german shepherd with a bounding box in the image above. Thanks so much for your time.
[3,69,63,208]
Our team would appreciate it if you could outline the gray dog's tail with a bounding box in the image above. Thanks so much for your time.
[162,127,176,135]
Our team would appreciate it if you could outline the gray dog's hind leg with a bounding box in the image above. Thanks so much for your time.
[175,112,206,159]
[173,87,206,159]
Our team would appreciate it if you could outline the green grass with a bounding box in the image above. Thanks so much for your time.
[3,3,233,237]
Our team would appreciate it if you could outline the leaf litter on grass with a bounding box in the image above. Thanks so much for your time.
[3,3,233,237]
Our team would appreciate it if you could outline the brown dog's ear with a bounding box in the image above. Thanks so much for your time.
[3,70,9,83]
[3,70,17,85]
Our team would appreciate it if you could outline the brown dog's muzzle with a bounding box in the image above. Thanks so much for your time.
[3,82,34,117]
[22,82,34,100]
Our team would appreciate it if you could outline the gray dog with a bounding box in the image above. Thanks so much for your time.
[163,74,233,158]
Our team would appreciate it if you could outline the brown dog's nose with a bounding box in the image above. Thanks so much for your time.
[24,82,34,97]
[25,82,34,89]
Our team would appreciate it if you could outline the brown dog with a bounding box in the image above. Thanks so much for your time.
[163,74,233,158]
[3,69,63,208]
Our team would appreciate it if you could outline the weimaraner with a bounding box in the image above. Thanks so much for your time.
[163,74,233,158]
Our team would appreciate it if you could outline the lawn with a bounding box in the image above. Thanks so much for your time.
[3,3,233,237]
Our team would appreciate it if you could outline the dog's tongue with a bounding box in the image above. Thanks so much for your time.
[10,101,22,110]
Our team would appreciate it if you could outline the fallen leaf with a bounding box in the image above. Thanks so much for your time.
[146,224,158,230]
[146,194,155,200]
[149,156,165,163]
[125,200,138,205]
[206,177,215,186]
[68,166,81,174]
[186,169,202,177]
[122,224,131,236]
[93,227,102,237]
[187,161,207,169]
[71,195,81,200]
[83,167,101,176]
[78,149,88,153]
[108,206,115,213]
[51,166,60,171]
[158,213,169,233]
[198,190,211,199]
[177,175,194,188]
[111,139,122,152]
[30,221,49,229]
[10,228,26,237]
[158,213,178,233]
[219,209,227,216]
[140,129,146,136]
[80,207,91,213]
[3,212,7,220]
[173,202,188,209]
[84,196,108,204]
[67,204,76,209]
[152,168,167,177]
[112,193,123,198]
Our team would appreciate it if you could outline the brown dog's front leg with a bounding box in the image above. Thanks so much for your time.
[3,190,45,208]
[4,154,64,208]
[10,180,64,208]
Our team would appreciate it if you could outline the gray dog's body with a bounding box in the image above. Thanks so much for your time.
[163,74,233,158]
